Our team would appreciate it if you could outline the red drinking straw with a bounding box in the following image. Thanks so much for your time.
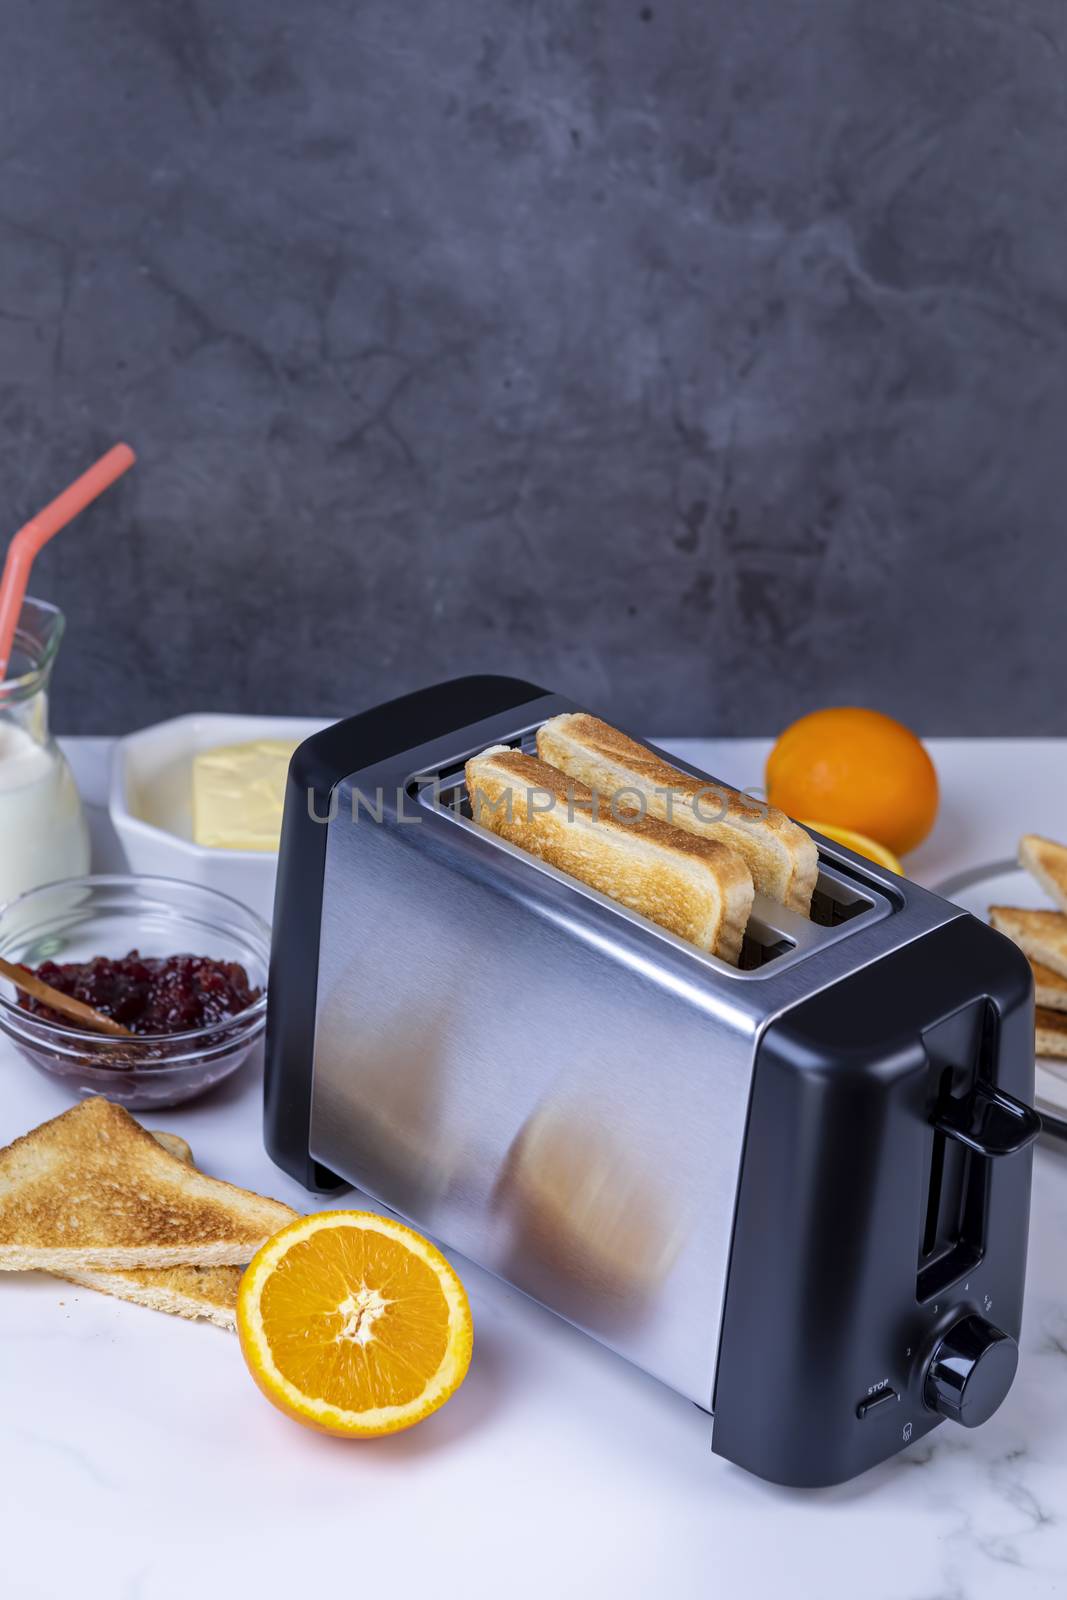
[0,443,136,681]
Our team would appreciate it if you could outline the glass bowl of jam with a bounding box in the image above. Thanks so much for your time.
[0,875,270,1108]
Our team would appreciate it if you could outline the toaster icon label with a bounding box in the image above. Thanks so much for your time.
[902,1422,913,1444]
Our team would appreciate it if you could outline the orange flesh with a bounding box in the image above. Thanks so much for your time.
[258,1226,452,1411]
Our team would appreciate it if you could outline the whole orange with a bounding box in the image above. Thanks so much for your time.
[766,708,939,856]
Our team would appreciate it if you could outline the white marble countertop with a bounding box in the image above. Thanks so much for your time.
[3,735,1067,1600]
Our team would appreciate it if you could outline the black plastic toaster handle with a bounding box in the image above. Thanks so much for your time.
[935,1081,1042,1158]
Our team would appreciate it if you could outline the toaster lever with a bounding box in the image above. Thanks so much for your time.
[934,1083,1041,1159]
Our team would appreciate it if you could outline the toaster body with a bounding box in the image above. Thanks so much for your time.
[265,677,1037,1487]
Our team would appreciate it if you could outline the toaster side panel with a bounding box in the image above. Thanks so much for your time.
[308,798,761,1406]
[711,914,1034,1488]
[264,675,546,1189]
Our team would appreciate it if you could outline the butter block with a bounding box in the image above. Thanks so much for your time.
[192,739,300,852]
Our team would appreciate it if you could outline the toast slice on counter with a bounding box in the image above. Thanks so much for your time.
[53,1130,242,1330]
[0,1097,297,1272]
[536,713,819,916]
[58,1261,243,1329]
[466,745,754,964]
[1036,1007,1067,1059]
[989,907,1067,981]
[1020,834,1067,914]
[1031,959,1067,1013]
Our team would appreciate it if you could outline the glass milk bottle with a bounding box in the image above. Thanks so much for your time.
[0,597,89,904]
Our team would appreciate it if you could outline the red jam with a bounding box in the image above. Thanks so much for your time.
[18,950,261,1036]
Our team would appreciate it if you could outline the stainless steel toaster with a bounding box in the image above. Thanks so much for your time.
[265,676,1039,1487]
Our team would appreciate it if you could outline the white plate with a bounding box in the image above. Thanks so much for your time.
[935,858,1067,1131]
[109,714,331,924]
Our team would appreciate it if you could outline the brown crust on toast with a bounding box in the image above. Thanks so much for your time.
[1036,1005,1067,1059]
[989,906,1067,981]
[536,713,818,915]
[48,1128,242,1328]
[0,1097,297,1271]
[1031,958,1067,1013]
[1020,834,1067,915]
[466,745,754,963]
[57,1263,241,1328]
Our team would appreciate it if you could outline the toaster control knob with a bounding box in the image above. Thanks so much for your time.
[924,1315,1018,1428]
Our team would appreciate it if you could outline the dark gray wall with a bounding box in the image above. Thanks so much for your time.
[2,0,1064,736]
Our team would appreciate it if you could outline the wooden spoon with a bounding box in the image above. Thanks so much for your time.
[0,955,133,1038]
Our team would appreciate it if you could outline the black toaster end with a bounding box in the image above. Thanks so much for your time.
[711,911,1036,1488]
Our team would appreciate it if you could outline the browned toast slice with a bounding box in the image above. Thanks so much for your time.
[0,1097,297,1272]
[1031,959,1067,1013]
[1020,834,1067,914]
[989,906,1067,981]
[52,1130,244,1329]
[58,1261,244,1329]
[466,745,754,964]
[1036,1006,1067,1059]
[536,713,819,915]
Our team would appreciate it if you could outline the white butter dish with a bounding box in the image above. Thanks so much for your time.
[109,714,331,923]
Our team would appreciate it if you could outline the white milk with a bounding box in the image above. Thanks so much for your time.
[0,721,90,906]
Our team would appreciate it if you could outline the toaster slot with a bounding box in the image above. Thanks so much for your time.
[408,724,896,981]
[432,775,473,819]
[918,1064,985,1299]
[414,766,799,971]
[809,869,877,928]
[916,1006,994,1302]
[917,1141,986,1302]
[411,729,536,820]
[738,922,794,971]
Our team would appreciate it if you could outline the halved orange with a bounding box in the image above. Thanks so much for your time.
[237,1211,473,1437]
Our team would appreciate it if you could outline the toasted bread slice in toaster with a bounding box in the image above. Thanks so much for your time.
[536,713,819,916]
[466,745,754,964]
[1031,958,1067,1013]
[1036,1006,1067,1059]
[1020,834,1067,914]
[989,906,1067,981]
